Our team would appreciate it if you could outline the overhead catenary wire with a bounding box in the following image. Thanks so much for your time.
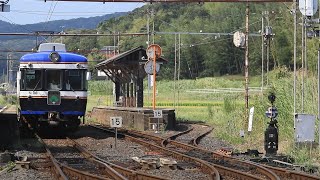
[44,0,59,32]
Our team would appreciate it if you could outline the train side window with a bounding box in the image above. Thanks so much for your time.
[20,70,25,90]
[46,70,62,90]
[66,70,84,90]
[25,69,42,90]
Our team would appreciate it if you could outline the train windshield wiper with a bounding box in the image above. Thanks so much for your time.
[32,79,41,92]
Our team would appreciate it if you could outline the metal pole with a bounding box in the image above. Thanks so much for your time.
[304,15,308,111]
[157,118,159,133]
[318,47,320,148]
[153,22,155,44]
[302,15,305,112]
[115,127,117,148]
[266,11,269,85]
[267,38,270,85]
[147,7,150,45]
[113,32,116,56]
[147,8,150,107]
[6,53,9,84]
[117,32,120,54]
[8,53,12,85]
[245,2,250,123]
[261,14,264,92]
[177,34,181,115]
[293,0,297,129]
[152,47,156,110]
[174,34,177,108]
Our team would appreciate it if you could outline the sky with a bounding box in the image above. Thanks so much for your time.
[0,0,145,25]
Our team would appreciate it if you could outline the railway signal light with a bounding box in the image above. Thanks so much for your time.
[264,93,279,156]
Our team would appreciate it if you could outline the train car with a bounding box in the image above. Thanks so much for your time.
[17,43,90,131]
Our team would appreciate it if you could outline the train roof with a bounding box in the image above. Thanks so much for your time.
[20,51,87,63]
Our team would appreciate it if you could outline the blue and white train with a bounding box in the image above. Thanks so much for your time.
[17,43,90,131]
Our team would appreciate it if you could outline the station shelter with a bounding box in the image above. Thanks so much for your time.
[93,46,175,131]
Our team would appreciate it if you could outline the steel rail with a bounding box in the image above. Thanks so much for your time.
[167,125,194,141]
[261,164,320,180]
[37,134,125,180]
[188,127,320,180]
[90,125,220,180]
[126,129,279,180]
[68,137,168,180]
[165,136,279,180]
[191,127,213,146]
[66,137,127,180]
[168,126,320,180]
[35,134,69,180]
[59,164,111,180]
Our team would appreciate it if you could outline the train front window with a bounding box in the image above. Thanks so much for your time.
[24,69,42,90]
[66,70,85,91]
[46,70,62,90]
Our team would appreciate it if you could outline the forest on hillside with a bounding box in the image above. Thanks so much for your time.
[59,3,316,80]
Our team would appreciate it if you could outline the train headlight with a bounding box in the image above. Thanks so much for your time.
[49,52,60,63]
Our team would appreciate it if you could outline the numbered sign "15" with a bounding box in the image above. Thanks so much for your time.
[153,110,163,118]
[110,117,122,128]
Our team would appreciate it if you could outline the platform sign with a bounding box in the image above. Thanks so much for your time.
[110,117,122,128]
[153,110,163,118]
[110,116,122,149]
[153,110,162,134]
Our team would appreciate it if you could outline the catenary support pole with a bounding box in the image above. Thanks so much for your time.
[245,2,250,126]
[318,45,320,149]
[293,0,297,129]
[261,13,264,92]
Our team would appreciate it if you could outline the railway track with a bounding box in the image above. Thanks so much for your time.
[90,124,284,180]
[22,124,211,180]
[68,137,171,180]
[36,134,127,180]
[90,125,220,180]
[184,124,320,180]
[37,133,172,180]
[126,126,278,180]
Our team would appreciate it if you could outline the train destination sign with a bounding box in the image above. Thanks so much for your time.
[47,91,61,105]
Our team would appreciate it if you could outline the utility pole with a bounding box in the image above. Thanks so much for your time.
[266,11,270,85]
[301,13,305,112]
[174,34,177,108]
[6,53,10,84]
[177,33,181,115]
[60,26,65,43]
[117,32,120,54]
[261,12,264,92]
[147,7,150,106]
[245,2,250,124]
[293,0,297,129]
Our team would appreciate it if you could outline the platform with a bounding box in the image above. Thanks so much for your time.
[90,106,176,131]
[0,105,19,148]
